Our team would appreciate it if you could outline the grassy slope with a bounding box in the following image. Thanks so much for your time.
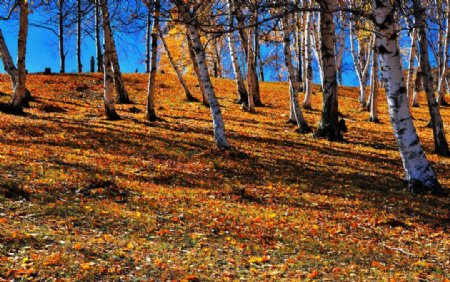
[0,73,448,281]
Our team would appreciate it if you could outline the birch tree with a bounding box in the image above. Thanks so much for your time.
[9,0,29,112]
[226,0,249,108]
[314,0,342,141]
[412,0,450,156]
[172,0,230,149]
[146,0,160,121]
[373,0,444,195]
[100,0,130,104]
[350,19,372,108]
[280,11,312,133]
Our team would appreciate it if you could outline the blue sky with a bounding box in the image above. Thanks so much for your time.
[0,12,390,87]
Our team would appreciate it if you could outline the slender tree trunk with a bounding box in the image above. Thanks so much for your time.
[58,0,65,74]
[335,12,346,86]
[101,0,130,104]
[246,22,256,113]
[281,14,311,133]
[0,29,18,92]
[95,0,103,72]
[255,28,264,82]
[303,11,313,109]
[406,29,417,106]
[314,0,342,141]
[77,0,82,73]
[437,2,449,106]
[413,0,450,156]
[175,1,230,149]
[187,34,208,106]
[311,12,324,86]
[159,29,196,102]
[9,0,28,112]
[350,21,372,107]
[226,0,248,106]
[369,40,379,123]
[146,0,160,121]
[373,0,443,195]
[145,9,151,74]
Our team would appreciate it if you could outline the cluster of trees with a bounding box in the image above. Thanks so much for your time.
[0,0,449,195]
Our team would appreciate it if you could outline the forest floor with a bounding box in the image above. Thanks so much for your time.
[0,73,449,281]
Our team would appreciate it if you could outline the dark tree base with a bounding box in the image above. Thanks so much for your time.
[425,121,432,128]
[295,123,313,134]
[314,123,344,142]
[441,100,450,107]
[106,111,121,120]
[369,117,380,123]
[117,97,133,104]
[254,101,265,107]
[302,104,312,110]
[146,110,158,122]
[286,119,297,125]
[186,95,199,102]
[407,179,448,197]
[412,103,420,108]
[435,146,450,157]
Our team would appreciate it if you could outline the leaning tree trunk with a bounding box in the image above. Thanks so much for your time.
[9,0,28,112]
[314,0,342,141]
[369,40,379,123]
[101,0,130,104]
[77,0,82,73]
[413,0,450,156]
[95,0,103,72]
[281,14,311,133]
[146,0,160,121]
[373,0,443,194]
[303,11,313,109]
[0,29,18,92]
[187,34,208,106]
[226,0,248,107]
[159,29,196,102]
[174,2,230,149]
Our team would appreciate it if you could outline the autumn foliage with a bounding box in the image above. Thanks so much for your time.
[0,73,448,280]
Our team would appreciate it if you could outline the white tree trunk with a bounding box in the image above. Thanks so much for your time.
[0,28,18,92]
[9,0,28,112]
[186,34,208,106]
[226,0,248,106]
[281,13,311,133]
[350,21,372,107]
[369,39,379,122]
[101,0,130,104]
[303,11,313,109]
[174,2,230,149]
[373,0,443,194]
[314,0,342,141]
[95,0,103,72]
[413,0,450,156]
[437,2,449,105]
[246,13,257,113]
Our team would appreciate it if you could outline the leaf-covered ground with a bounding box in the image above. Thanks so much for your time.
[0,73,449,281]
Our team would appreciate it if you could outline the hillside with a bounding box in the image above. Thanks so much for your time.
[0,73,449,280]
